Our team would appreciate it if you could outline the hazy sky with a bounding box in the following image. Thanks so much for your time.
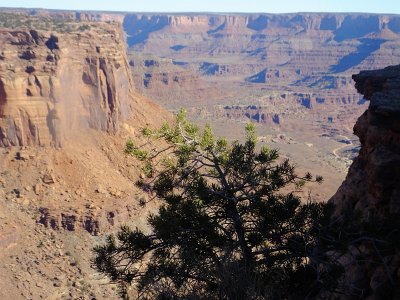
[0,0,399,14]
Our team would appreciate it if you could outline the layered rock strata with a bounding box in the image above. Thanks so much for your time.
[0,23,135,147]
[124,13,400,75]
[123,13,400,140]
[0,16,169,299]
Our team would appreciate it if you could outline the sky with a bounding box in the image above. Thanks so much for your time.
[0,0,399,14]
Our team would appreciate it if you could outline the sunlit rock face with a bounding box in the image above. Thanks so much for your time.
[0,23,136,147]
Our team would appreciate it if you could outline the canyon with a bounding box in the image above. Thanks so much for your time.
[0,8,399,299]
[124,12,400,200]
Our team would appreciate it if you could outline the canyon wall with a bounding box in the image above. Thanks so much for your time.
[332,64,400,215]
[0,15,171,299]
[123,13,400,74]
[123,13,400,138]
[329,65,400,298]
[0,22,136,147]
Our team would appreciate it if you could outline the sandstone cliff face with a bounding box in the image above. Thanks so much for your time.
[0,23,135,147]
[330,65,400,298]
[0,18,169,299]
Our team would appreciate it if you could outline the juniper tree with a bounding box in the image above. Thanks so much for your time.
[94,110,331,299]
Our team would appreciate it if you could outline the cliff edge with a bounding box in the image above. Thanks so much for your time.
[330,65,400,298]
[0,22,158,147]
[331,65,400,215]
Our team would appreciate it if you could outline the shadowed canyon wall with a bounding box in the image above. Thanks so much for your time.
[329,65,400,298]
[332,64,400,217]
[123,13,400,73]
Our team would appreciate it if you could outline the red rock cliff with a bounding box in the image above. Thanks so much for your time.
[0,23,136,147]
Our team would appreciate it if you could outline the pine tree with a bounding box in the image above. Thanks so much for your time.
[94,110,330,299]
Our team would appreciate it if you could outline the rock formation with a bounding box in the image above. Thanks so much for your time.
[123,12,400,140]
[330,65,400,298]
[0,17,169,299]
[0,17,168,233]
[123,13,400,74]
[332,64,400,215]
[0,22,139,147]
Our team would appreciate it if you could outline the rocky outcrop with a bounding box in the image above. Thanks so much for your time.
[330,65,400,298]
[38,206,134,235]
[0,13,170,299]
[331,65,400,214]
[0,22,136,147]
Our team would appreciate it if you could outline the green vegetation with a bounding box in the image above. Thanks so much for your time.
[94,111,347,299]
[94,111,400,300]
[0,13,92,33]
[92,110,400,299]
[78,24,91,32]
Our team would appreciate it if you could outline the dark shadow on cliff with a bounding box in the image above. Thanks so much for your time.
[0,79,6,115]
[330,39,385,73]
[123,15,169,46]
[247,15,268,31]
[246,69,267,83]
[334,15,380,42]
[170,45,186,51]
[200,62,220,75]
[207,22,226,35]
[388,17,400,33]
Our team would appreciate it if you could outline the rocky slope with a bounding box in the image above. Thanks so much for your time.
[0,15,169,299]
[329,65,400,298]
